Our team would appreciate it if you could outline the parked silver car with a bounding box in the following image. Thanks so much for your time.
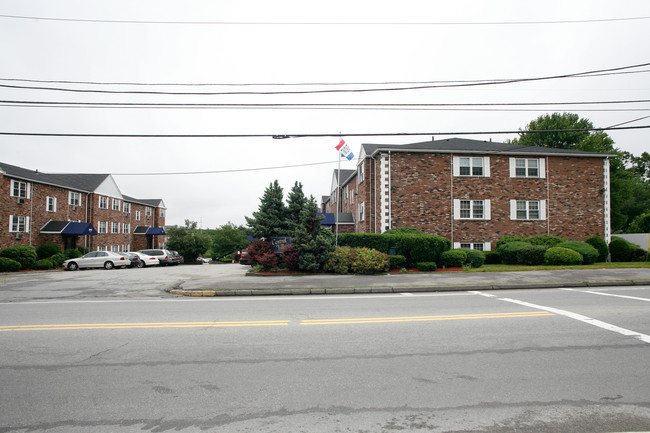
[63,251,128,271]
[128,251,160,267]
[138,249,174,266]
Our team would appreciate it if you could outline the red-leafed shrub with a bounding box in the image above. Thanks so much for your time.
[281,244,300,271]
[247,240,273,266]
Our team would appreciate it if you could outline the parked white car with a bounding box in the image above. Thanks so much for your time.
[129,251,160,267]
[63,251,129,271]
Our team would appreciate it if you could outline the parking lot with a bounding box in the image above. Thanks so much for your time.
[0,263,249,303]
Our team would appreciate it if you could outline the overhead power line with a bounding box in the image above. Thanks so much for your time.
[1,63,649,95]
[1,125,648,139]
[1,13,649,26]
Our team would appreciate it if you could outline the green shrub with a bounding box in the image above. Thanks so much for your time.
[497,241,531,265]
[463,249,485,268]
[350,248,389,274]
[631,246,649,261]
[544,247,583,265]
[384,227,424,235]
[0,257,21,272]
[389,255,407,269]
[495,236,528,250]
[77,246,89,255]
[337,233,392,253]
[609,237,632,262]
[0,245,37,269]
[440,250,467,268]
[484,251,501,264]
[556,241,599,265]
[527,235,565,248]
[34,258,54,270]
[585,236,609,262]
[49,253,65,268]
[516,244,547,265]
[416,262,437,272]
[36,243,62,260]
[324,246,357,274]
[64,249,82,260]
[393,234,450,266]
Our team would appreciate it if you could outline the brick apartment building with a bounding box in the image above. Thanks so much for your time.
[323,138,612,251]
[1,161,168,253]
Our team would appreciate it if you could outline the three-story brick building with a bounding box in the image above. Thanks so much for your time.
[1,162,168,252]
[323,138,612,250]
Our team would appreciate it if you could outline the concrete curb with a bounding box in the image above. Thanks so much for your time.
[167,279,650,297]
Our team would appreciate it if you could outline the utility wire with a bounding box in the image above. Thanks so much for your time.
[1,13,649,26]
[1,125,648,139]
[1,63,648,95]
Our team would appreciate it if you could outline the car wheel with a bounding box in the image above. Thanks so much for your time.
[104,261,114,270]
[67,262,78,271]
[137,261,144,268]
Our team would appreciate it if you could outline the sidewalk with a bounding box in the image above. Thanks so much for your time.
[169,267,650,296]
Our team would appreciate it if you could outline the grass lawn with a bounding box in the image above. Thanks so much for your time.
[468,261,650,272]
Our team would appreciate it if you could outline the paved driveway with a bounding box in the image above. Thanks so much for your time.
[0,263,249,302]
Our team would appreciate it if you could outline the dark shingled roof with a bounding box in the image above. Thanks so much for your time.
[361,137,612,158]
[0,162,109,192]
[333,169,356,186]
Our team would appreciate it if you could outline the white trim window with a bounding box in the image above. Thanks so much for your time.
[99,196,108,209]
[123,223,130,234]
[454,242,491,251]
[112,199,121,211]
[69,191,81,206]
[111,222,120,234]
[510,200,547,220]
[9,215,29,232]
[453,199,491,220]
[357,163,365,184]
[97,245,107,251]
[111,245,119,252]
[510,158,546,178]
[358,201,365,222]
[46,196,57,212]
[160,209,165,218]
[98,221,107,234]
[135,210,141,221]
[123,202,131,214]
[453,156,490,177]
[350,191,354,204]
[10,180,30,198]
[145,207,152,217]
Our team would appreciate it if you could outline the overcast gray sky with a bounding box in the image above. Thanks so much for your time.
[1,0,649,228]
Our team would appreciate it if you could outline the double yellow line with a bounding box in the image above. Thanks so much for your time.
[0,311,552,332]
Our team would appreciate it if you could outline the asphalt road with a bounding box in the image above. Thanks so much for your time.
[1,285,649,432]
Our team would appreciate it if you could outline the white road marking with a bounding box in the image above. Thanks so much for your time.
[469,291,650,345]
[562,288,650,302]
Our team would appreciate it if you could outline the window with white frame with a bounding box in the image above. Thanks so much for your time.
[160,208,165,218]
[111,245,119,252]
[357,163,365,184]
[453,156,490,177]
[358,202,365,221]
[123,202,131,213]
[46,196,57,212]
[99,196,108,209]
[135,210,141,221]
[456,242,490,251]
[350,191,354,204]
[9,215,29,232]
[112,199,120,211]
[10,180,29,198]
[69,192,81,206]
[510,158,545,178]
[453,199,491,220]
[123,223,130,234]
[111,222,120,234]
[145,207,152,217]
[510,199,546,220]
[122,244,130,252]
[98,221,107,233]
[97,245,107,251]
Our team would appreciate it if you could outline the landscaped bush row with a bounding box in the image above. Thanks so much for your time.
[0,244,86,272]
[323,246,389,274]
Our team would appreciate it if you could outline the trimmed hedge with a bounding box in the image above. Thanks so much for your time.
[545,247,583,265]
[0,257,21,272]
[324,246,357,274]
[337,233,392,253]
[495,236,527,250]
[609,237,632,262]
[416,262,437,272]
[389,255,407,270]
[556,241,599,265]
[34,259,54,270]
[585,236,609,262]
[516,244,546,266]
[0,245,37,270]
[527,235,565,248]
[484,251,501,264]
[49,253,65,268]
[36,243,62,260]
[463,249,485,268]
[440,250,467,268]
[350,248,390,274]
[64,249,82,260]
[497,241,531,265]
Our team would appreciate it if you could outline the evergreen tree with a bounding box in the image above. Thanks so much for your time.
[293,196,334,272]
[286,181,309,234]
[245,180,290,239]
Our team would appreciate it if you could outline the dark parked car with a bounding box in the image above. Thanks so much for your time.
[117,252,141,268]
[168,251,182,265]
[138,249,174,266]
[239,250,250,265]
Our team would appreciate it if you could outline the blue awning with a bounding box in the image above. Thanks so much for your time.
[146,227,166,235]
[62,222,98,236]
